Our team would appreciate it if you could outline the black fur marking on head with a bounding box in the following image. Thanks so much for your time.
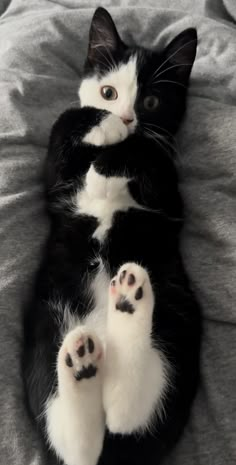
[85,7,127,75]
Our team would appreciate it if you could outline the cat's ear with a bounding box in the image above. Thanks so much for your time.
[163,28,197,83]
[86,7,124,68]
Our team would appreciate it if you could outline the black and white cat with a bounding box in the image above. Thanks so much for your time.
[23,7,201,465]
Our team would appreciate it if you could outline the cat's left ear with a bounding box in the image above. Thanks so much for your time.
[86,7,125,69]
[163,28,198,83]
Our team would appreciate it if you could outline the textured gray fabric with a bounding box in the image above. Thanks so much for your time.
[0,1,236,464]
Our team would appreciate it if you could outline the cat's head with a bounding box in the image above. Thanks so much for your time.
[79,7,197,139]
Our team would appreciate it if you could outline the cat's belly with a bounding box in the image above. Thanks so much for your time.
[74,164,142,241]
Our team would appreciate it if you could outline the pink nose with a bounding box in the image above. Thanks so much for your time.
[121,117,134,125]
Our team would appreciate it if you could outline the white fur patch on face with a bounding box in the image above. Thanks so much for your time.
[74,165,142,241]
[79,55,138,133]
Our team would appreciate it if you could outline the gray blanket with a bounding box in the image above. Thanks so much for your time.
[0,1,236,464]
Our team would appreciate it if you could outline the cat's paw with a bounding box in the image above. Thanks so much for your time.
[101,114,129,145]
[104,264,163,434]
[83,113,128,146]
[48,327,105,465]
[109,263,154,329]
[58,327,103,384]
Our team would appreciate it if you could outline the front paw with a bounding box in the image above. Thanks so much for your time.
[83,113,128,147]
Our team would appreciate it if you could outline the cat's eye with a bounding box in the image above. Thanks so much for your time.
[101,86,118,101]
[143,95,159,111]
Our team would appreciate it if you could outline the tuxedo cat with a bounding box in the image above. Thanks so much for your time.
[23,7,201,465]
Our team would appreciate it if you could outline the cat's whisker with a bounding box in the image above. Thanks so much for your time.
[99,49,115,71]
[94,29,117,71]
[96,58,112,71]
[103,43,117,71]
[144,126,178,159]
[151,38,197,81]
[69,99,80,106]
[147,128,178,157]
[151,63,191,83]
[144,123,180,155]
[91,37,115,71]
[144,128,173,160]
[144,122,174,139]
[92,46,114,72]
[144,127,167,147]
[151,79,187,89]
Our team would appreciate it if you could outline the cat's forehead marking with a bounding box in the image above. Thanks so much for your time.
[79,54,138,113]
[100,55,137,91]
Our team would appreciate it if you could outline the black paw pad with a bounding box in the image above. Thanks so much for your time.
[77,345,85,358]
[116,296,135,314]
[65,353,73,367]
[88,337,95,354]
[119,270,127,284]
[128,273,135,285]
[135,287,143,300]
[74,364,97,381]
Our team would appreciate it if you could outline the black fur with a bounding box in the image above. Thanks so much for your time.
[23,7,201,465]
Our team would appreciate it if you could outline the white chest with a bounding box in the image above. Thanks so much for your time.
[74,164,140,241]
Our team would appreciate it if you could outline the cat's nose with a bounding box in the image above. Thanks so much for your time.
[121,117,134,125]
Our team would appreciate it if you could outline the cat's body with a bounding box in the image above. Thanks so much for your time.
[23,8,201,465]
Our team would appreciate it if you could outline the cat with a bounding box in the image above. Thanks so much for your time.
[23,7,201,465]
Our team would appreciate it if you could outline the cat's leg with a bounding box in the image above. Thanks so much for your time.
[103,263,170,434]
[46,327,105,465]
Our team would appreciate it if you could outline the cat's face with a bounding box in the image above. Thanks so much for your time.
[79,56,138,134]
[79,7,197,139]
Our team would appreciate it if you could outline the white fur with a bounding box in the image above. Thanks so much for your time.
[82,112,129,146]
[83,260,110,345]
[103,263,169,434]
[45,266,109,465]
[79,55,138,134]
[46,327,105,465]
[75,164,141,241]
[45,262,170,465]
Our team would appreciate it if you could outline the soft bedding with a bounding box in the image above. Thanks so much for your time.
[0,1,236,464]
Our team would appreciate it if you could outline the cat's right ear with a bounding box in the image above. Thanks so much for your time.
[86,7,124,70]
[163,28,198,84]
